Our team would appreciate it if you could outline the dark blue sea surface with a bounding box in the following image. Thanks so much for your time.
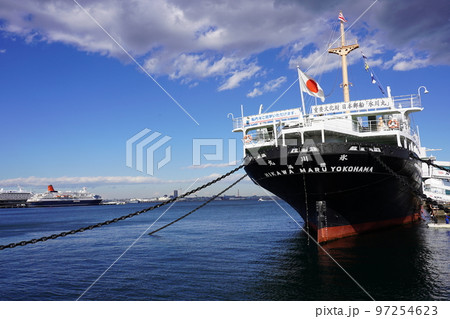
[0,201,448,301]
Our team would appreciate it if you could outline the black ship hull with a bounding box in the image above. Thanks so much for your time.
[26,199,102,207]
[0,199,29,208]
[245,142,422,243]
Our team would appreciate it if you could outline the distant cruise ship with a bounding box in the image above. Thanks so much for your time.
[26,185,102,207]
[0,187,33,207]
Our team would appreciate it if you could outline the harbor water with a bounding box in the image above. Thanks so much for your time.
[0,200,448,300]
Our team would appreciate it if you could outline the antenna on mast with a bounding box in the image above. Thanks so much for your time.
[328,11,359,102]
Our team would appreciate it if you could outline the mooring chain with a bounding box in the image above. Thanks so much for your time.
[409,153,450,173]
[148,174,248,235]
[372,153,449,214]
[0,163,246,251]
[371,153,423,198]
[408,153,450,213]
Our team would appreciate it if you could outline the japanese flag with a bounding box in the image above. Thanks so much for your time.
[297,67,325,102]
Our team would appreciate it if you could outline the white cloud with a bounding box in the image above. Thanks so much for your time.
[218,63,261,91]
[0,49,6,53]
[384,51,430,71]
[0,0,330,90]
[247,87,263,98]
[0,173,248,187]
[264,76,287,92]
[0,0,448,89]
[186,162,238,169]
[0,176,166,187]
[247,76,287,97]
[168,54,241,80]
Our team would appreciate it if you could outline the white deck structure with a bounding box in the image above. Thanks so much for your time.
[233,94,424,158]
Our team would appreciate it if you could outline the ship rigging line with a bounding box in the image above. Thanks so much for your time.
[264,0,379,115]
[319,22,339,99]
[71,0,199,126]
[0,163,246,251]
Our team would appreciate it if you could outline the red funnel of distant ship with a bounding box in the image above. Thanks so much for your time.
[48,185,56,192]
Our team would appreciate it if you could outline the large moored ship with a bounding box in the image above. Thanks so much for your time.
[0,187,33,207]
[27,185,102,207]
[232,12,425,243]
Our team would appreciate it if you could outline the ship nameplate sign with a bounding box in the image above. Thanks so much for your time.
[311,97,393,115]
[245,109,302,126]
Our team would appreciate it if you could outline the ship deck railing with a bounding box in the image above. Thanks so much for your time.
[243,119,418,146]
[239,95,422,149]
[242,131,277,147]
[233,94,422,131]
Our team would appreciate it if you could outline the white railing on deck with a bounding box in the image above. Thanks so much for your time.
[352,119,407,133]
[242,130,276,146]
[316,117,417,137]
[392,94,421,109]
[232,117,243,130]
[233,94,422,131]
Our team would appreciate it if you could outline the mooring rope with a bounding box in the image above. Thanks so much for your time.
[3,152,448,251]
[408,153,450,213]
[148,174,247,235]
[0,163,246,251]
[372,152,449,214]
[410,153,450,173]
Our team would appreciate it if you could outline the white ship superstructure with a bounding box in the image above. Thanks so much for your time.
[422,159,450,204]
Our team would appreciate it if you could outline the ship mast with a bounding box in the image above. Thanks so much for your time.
[328,11,359,102]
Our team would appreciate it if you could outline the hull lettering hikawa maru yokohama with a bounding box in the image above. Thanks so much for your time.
[244,143,422,243]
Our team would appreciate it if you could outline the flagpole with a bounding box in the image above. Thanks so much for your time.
[300,88,306,115]
[297,66,307,115]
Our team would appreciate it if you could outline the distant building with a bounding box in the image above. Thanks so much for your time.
[174,190,178,198]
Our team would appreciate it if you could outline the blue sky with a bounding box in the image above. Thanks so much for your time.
[0,0,449,198]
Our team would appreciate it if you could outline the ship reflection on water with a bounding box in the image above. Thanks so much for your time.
[251,223,449,300]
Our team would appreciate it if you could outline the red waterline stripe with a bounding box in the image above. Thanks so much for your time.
[317,213,421,243]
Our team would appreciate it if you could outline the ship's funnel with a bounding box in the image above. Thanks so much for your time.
[48,185,56,192]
